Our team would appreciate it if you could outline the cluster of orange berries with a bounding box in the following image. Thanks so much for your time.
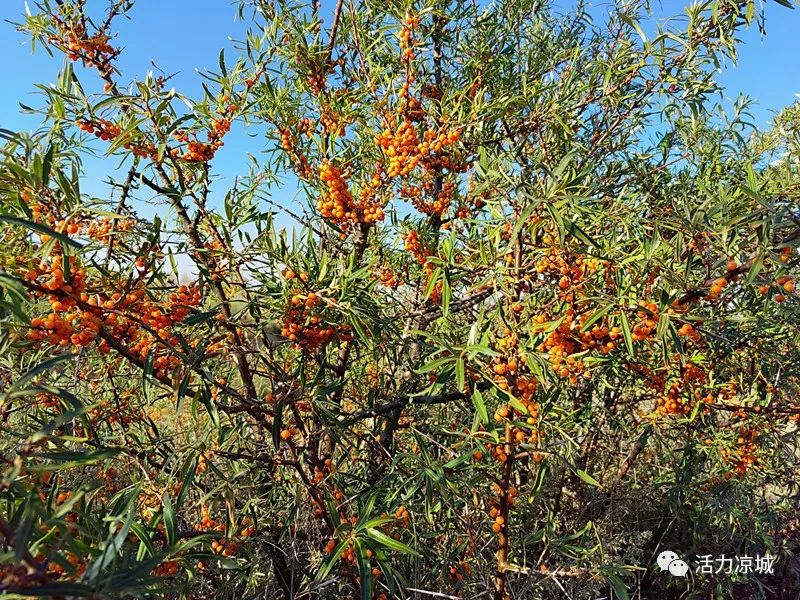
[631,301,659,341]
[55,490,72,506]
[282,290,349,351]
[278,128,294,152]
[47,551,85,579]
[193,508,254,559]
[153,560,180,577]
[136,488,163,521]
[296,52,330,95]
[76,118,120,140]
[677,322,701,342]
[533,245,581,271]
[279,426,299,441]
[195,506,225,534]
[403,229,427,261]
[277,127,313,179]
[532,248,608,295]
[704,260,746,300]
[487,483,517,532]
[341,544,360,567]
[724,427,760,476]
[323,538,338,554]
[490,404,540,461]
[87,217,135,242]
[169,102,236,163]
[107,285,201,375]
[317,160,384,227]
[448,560,472,582]
[19,197,135,246]
[429,179,457,217]
[318,160,353,220]
[534,313,591,382]
[377,266,400,289]
[358,164,386,209]
[76,119,156,159]
[491,333,539,398]
[172,139,222,163]
[374,120,461,179]
[399,14,420,62]
[306,71,327,95]
[50,15,118,78]
[404,229,442,302]
[322,510,404,574]
[26,257,93,347]
[320,106,348,136]
[375,120,424,177]
[708,276,731,299]
[25,261,201,378]
[394,505,410,526]
[759,275,796,303]
[210,538,239,557]
[312,458,334,483]
[650,361,713,416]
[400,176,457,217]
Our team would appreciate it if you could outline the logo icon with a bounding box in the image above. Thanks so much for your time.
[657,550,688,577]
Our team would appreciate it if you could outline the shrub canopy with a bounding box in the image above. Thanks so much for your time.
[1,0,800,598]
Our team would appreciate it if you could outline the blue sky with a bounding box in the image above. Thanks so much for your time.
[1,0,799,211]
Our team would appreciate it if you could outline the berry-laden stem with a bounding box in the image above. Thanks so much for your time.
[494,418,513,600]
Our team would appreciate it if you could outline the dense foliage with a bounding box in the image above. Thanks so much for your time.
[2,0,800,598]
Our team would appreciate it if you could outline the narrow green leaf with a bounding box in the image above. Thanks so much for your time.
[619,312,634,355]
[365,528,421,556]
[162,492,176,546]
[575,469,603,489]
[472,387,488,424]
[0,213,84,249]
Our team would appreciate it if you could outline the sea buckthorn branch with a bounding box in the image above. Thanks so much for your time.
[673,231,797,307]
[141,168,260,406]
[103,166,137,267]
[14,272,266,420]
[492,207,526,600]
[56,0,270,376]
[339,386,489,427]
[493,426,513,600]
[326,0,346,63]
[416,285,496,325]
[610,426,652,487]
[48,0,128,92]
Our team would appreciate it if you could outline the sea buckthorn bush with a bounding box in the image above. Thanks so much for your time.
[2,0,800,598]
